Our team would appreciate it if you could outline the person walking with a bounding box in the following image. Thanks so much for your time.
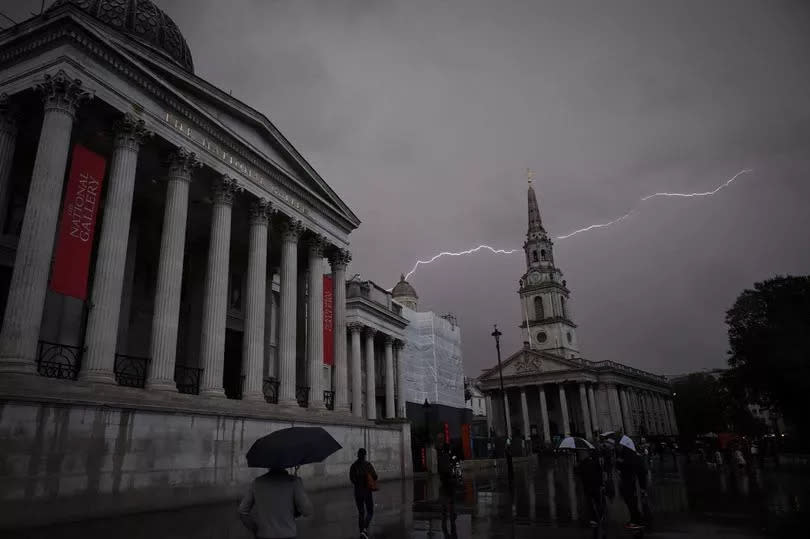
[238,467,313,539]
[349,448,378,538]
[616,442,648,530]
[577,448,605,527]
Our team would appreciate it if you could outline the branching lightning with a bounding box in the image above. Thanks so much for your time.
[398,169,753,283]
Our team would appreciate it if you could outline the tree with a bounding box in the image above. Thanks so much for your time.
[726,275,810,441]
[672,373,728,439]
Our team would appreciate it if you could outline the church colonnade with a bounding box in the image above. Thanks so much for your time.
[0,73,401,419]
[485,380,677,444]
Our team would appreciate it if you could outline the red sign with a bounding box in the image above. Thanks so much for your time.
[323,275,334,365]
[443,422,450,444]
[50,145,107,299]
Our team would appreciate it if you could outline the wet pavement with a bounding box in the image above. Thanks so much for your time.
[5,456,809,538]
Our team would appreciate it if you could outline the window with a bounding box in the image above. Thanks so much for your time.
[561,296,566,317]
[536,331,547,343]
[532,250,538,262]
[534,296,544,320]
[540,249,547,260]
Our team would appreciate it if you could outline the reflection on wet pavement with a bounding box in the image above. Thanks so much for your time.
[4,456,809,538]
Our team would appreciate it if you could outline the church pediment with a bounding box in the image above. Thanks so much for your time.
[479,349,580,381]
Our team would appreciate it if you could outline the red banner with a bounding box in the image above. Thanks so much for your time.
[323,275,334,365]
[50,145,107,300]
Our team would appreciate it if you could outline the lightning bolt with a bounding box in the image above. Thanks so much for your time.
[398,169,753,283]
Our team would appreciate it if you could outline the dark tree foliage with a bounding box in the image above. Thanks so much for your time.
[672,373,728,439]
[726,275,810,440]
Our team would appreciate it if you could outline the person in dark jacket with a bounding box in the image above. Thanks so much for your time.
[616,444,647,529]
[577,448,605,527]
[349,448,378,538]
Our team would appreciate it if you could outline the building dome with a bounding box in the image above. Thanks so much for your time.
[48,0,194,72]
[392,274,418,310]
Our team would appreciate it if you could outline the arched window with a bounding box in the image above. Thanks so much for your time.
[561,296,567,318]
[534,296,544,320]
[540,249,547,261]
[532,250,538,262]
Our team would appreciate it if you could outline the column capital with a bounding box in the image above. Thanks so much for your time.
[0,94,18,136]
[36,70,92,118]
[113,113,152,151]
[166,147,202,182]
[328,248,352,269]
[393,338,404,351]
[383,334,393,345]
[249,198,272,225]
[212,175,242,206]
[348,321,364,334]
[363,326,377,338]
[306,233,326,257]
[280,217,304,243]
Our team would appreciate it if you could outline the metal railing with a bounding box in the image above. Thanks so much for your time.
[36,340,82,380]
[113,354,151,388]
[263,377,280,404]
[296,386,310,408]
[323,390,335,410]
[175,365,202,395]
[225,375,246,400]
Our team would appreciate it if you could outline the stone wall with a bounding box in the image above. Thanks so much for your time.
[0,376,411,528]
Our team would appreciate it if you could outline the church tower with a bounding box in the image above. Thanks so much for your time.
[518,174,580,358]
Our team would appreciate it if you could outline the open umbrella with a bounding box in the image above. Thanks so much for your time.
[558,436,595,450]
[246,427,341,468]
[617,435,636,453]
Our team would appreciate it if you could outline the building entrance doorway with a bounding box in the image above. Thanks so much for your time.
[224,329,243,399]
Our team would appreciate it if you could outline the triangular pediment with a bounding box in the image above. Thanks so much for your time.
[479,348,583,380]
[12,9,359,231]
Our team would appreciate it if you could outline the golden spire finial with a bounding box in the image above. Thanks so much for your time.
[526,168,536,185]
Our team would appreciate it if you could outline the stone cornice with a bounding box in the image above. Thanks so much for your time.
[0,14,359,235]
[519,316,577,329]
[346,296,409,330]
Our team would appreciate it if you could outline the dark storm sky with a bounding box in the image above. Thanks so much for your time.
[6,0,810,377]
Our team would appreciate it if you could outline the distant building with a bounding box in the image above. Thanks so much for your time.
[478,180,677,451]
[393,276,472,462]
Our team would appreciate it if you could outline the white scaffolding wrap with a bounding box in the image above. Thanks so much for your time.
[399,306,465,408]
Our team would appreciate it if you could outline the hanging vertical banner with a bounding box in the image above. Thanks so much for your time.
[323,275,334,365]
[50,145,107,300]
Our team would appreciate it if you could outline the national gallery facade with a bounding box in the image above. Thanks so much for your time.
[0,1,410,527]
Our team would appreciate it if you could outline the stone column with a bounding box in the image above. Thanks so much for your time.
[146,149,199,390]
[578,383,592,439]
[667,398,679,435]
[349,322,363,417]
[242,200,271,401]
[538,384,551,445]
[394,340,406,418]
[384,336,395,419]
[520,387,530,443]
[558,384,570,436]
[620,388,634,434]
[198,176,240,397]
[0,72,91,373]
[503,390,512,437]
[364,327,376,420]
[329,249,351,412]
[81,114,150,383]
[657,394,670,434]
[607,384,622,431]
[485,394,493,435]
[263,267,277,378]
[640,391,652,434]
[277,218,303,406]
[587,385,599,435]
[306,235,325,409]
[0,94,18,233]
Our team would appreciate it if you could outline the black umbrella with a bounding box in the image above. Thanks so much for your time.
[246,427,342,469]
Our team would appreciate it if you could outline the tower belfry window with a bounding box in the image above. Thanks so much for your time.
[540,249,547,261]
[532,250,538,262]
[534,296,544,320]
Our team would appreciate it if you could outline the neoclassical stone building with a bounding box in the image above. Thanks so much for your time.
[0,1,410,526]
[477,181,677,445]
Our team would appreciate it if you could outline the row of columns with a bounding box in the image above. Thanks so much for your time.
[347,323,404,420]
[487,380,678,444]
[0,72,361,414]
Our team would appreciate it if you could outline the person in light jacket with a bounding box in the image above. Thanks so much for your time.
[238,467,313,539]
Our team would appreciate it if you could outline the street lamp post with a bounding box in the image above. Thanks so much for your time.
[491,324,514,483]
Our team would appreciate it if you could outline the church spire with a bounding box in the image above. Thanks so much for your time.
[527,169,544,235]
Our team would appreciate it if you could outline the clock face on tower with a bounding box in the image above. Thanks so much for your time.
[527,271,541,285]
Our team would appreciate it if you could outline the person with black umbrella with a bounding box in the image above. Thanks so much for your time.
[349,448,378,538]
[240,427,341,539]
